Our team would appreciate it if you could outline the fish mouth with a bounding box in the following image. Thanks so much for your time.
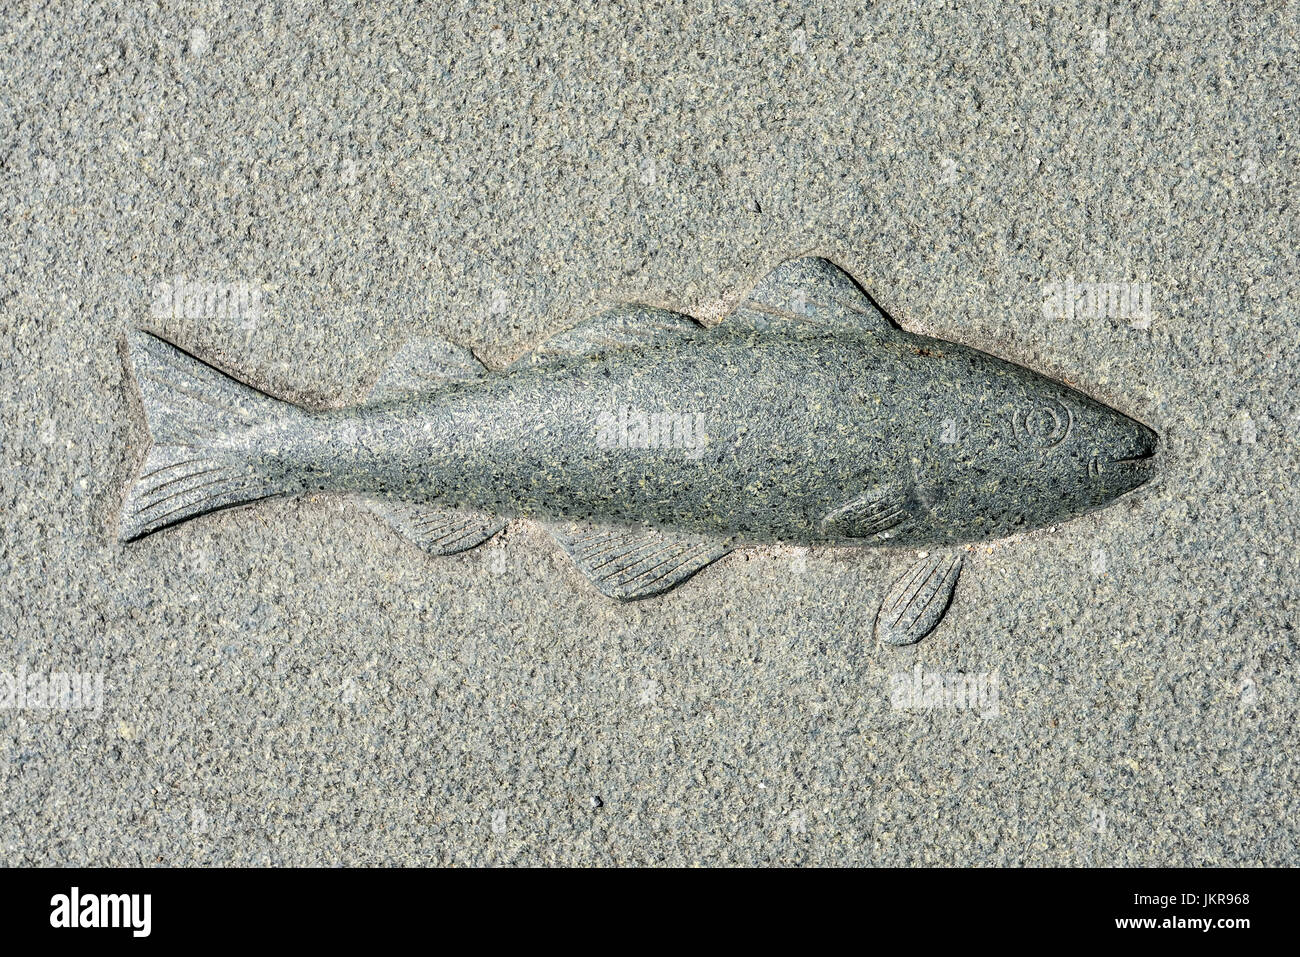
[1090,443,1158,489]
[1107,449,1157,467]
[1104,425,1159,471]
[1086,434,1159,488]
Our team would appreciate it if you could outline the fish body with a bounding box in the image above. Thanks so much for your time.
[121,258,1157,638]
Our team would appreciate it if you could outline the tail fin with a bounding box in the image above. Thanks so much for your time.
[120,331,296,541]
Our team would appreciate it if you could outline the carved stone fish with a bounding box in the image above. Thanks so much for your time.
[120,258,1157,644]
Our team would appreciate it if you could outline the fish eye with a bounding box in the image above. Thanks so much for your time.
[1011,397,1073,450]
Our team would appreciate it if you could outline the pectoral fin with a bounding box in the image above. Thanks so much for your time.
[820,486,912,539]
[875,553,964,646]
[551,523,731,600]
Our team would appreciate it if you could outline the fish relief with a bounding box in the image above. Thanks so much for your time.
[120,258,1158,645]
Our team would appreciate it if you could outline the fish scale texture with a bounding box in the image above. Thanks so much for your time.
[1,1,1297,865]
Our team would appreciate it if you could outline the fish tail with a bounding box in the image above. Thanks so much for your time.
[119,331,299,541]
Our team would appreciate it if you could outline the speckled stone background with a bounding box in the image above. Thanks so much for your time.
[2,1,1297,865]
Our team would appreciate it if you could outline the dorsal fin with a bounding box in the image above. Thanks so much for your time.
[368,335,486,402]
[511,305,701,370]
[730,257,894,333]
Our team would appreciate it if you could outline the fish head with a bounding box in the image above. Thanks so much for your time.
[975,361,1159,525]
[1071,392,1159,501]
[907,343,1159,540]
[1004,378,1156,501]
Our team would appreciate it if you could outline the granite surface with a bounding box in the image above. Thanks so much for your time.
[1,1,1296,865]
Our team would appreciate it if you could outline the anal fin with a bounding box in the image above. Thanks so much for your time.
[364,498,504,555]
[552,522,731,600]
